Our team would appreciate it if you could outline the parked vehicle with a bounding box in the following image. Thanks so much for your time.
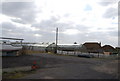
[78,54,94,58]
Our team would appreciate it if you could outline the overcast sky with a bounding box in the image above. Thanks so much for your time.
[0,0,119,47]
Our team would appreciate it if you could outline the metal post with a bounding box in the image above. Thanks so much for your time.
[55,28,58,54]
[21,40,23,46]
[98,52,99,58]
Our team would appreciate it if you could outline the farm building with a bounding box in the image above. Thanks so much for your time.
[0,37,23,56]
[102,45,115,55]
[46,43,87,53]
[22,43,49,53]
[83,42,103,53]
[115,47,120,54]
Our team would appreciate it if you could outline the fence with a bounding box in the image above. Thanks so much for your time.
[57,50,118,58]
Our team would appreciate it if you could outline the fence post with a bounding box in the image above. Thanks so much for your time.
[98,52,99,58]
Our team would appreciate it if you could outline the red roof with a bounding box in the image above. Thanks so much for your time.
[102,45,115,52]
[83,42,102,53]
[83,42,101,49]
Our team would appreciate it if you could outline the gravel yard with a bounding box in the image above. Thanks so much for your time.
[2,54,72,68]
[2,53,119,79]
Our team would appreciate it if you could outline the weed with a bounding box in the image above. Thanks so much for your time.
[2,70,35,79]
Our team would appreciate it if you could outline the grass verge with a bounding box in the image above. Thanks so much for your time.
[2,70,36,79]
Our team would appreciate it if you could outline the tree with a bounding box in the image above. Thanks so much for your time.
[74,42,77,44]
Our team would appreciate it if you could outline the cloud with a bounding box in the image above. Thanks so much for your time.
[2,22,23,37]
[83,31,118,47]
[1,0,118,47]
[98,2,116,6]
[103,7,118,18]
[2,16,56,43]
[2,15,117,46]
[34,34,42,37]
[2,2,38,24]
[0,3,2,14]
[63,13,70,17]
[32,16,77,33]
[109,31,118,37]
[10,18,26,24]
[32,15,92,43]
[2,21,42,42]
[62,29,81,35]
[32,15,91,35]
[2,22,15,30]
[32,16,59,29]
[98,0,118,6]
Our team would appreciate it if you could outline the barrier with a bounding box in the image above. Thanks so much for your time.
[31,61,39,70]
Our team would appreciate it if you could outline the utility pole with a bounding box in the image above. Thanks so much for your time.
[55,27,58,54]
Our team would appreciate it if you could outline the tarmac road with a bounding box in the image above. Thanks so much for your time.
[19,53,118,79]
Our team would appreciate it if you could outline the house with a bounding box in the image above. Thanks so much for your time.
[83,42,103,53]
[102,45,115,55]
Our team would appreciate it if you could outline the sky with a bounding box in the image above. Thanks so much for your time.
[0,0,119,47]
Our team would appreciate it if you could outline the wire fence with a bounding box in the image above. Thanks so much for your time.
[57,50,118,58]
